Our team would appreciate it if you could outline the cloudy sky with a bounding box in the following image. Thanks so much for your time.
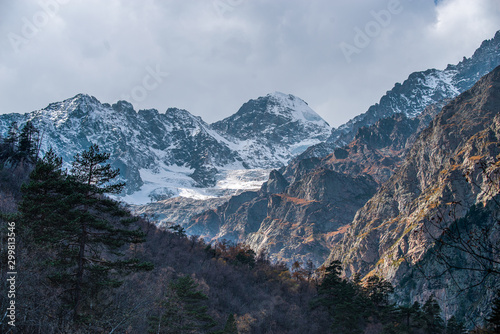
[0,0,499,127]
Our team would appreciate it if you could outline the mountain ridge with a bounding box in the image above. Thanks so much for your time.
[328,64,500,324]
[124,31,500,271]
[296,30,500,160]
[0,91,331,203]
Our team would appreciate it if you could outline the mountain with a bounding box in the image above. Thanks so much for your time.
[298,30,500,160]
[0,92,331,203]
[146,63,500,328]
[328,65,500,323]
[212,92,331,167]
[130,31,500,268]
[150,102,443,266]
[1,95,240,198]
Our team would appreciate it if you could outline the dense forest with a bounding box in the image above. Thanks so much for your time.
[0,122,499,333]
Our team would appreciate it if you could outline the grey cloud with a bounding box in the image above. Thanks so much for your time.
[0,0,499,127]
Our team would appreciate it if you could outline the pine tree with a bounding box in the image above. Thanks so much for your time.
[18,145,153,323]
[18,121,39,160]
[70,143,124,193]
[171,276,218,332]
[222,314,238,334]
[312,261,366,334]
[148,288,186,334]
[422,295,445,334]
[18,148,68,240]
[149,275,218,333]
[393,302,423,333]
[363,275,394,308]
[3,121,18,155]
[312,261,343,312]
[446,315,466,334]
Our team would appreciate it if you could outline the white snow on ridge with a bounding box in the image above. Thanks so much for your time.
[423,69,460,95]
[289,138,324,155]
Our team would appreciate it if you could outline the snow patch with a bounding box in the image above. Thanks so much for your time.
[120,166,271,205]
[268,92,330,128]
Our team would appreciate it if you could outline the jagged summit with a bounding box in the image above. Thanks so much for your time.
[207,92,331,169]
[325,30,500,149]
[0,91,330,203]
[212,92,331,142]
[40,93,101,118]
[64,93,99,104]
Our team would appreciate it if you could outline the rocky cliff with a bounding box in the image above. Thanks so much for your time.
[328,65,500,323]
[185,169,378,266]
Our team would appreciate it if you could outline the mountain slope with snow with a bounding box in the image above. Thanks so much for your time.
[0,92,331,203]
[297,30,500,160]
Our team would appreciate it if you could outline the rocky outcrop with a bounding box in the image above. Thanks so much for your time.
[130,196,230,228]
[187,191,265,241]
[186,168,378,266]
[328,65,500,323]
[319,106,441,184]
[260,169,289,194]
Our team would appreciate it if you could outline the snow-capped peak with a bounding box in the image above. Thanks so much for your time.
[266,91,329,127]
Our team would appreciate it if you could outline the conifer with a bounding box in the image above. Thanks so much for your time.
[18,145,153,323]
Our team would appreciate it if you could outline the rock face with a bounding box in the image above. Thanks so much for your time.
[130,196,230,228]
[0,92,331,201]
[185,169,378,266]
[329,65,500,323]
[316,102,445,184]
[299,30,500,158]
[181,101,443,266]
